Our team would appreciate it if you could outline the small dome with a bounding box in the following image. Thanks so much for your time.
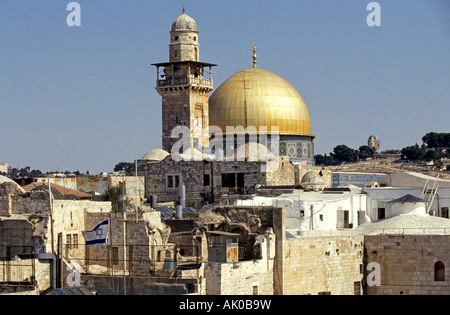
[142,149,170,162]
[171,12,197,32]
[0,175,25,193]
[301,171,322,184]
[301,171,324,191]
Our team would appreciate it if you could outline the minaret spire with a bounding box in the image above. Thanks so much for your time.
[252,43,257,68]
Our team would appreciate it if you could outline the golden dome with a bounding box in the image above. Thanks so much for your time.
[209,67,313,137]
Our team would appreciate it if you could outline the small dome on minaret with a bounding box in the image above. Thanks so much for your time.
[171,9,198,32]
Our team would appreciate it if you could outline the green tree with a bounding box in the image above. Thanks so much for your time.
[424,148,443,162]
[101,186,133,213]
[358,145,373,160]
[422,132,450,148]
[331,145,359,163]
[114,162,134,174]
[401,144,426,161]
[315,154,335,166]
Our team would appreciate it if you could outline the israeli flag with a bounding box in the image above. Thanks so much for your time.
[82,219,109,246]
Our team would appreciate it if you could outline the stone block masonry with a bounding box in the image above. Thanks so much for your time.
[282,235,365,295]
[365,235,450,295]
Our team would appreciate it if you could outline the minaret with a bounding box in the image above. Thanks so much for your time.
[152,10,216,152]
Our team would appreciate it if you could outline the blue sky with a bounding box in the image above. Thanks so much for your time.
[0,0,449,173]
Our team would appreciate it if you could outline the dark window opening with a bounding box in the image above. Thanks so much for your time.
[222,173,236,188]
[435,261,445,281]
[378,208,386,220]
[204,174,210,186]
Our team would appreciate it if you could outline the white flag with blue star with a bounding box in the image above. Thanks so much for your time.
[81,219,109,246]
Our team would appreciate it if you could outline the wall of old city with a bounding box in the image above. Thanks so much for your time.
[205,234,275,295]
[205,258,274,295]
[282,235,364,295]
[365,235,450,295]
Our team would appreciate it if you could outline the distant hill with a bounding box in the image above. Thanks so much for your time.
[327,158,450,180]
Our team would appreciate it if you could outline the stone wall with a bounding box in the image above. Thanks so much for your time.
[205,233,275,295]
[282,236,364,295]
[205,259,273,295]
[142,156,300,207]
[365,235,450,295]
[266,156,295,186]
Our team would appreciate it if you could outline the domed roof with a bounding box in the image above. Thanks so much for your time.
[357,214,450,235]
[209,67,313,137]
[142,149,170,162]
[300,171,324,191]
[171,12,197,32]
[0,175,25,193]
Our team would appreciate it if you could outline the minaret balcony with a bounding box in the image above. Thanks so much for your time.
[156,76,213,88]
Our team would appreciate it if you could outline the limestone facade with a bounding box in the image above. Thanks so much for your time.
[365,235,450,295]
[139,155,298,207]
[282,235,365,295]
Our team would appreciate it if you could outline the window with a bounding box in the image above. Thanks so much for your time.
[442,207,449,219]
[378,208,386,220]
[222,173,236,188]
[337,210,350,229]
[204,174,210,186]
[252,285,258,295]
[353,281,361,295]
[73,234,78,249]
[110,247,119,266]
[435,261,445,281]
[319,214,323,221]
[66,234,72,250]
[167,175,180,188]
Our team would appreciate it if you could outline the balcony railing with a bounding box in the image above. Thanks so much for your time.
[156,76,213,88]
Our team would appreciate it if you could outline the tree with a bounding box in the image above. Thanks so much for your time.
[422,132,440,148]
[422,132,450,148]
[424,148,443,162]
[101,186,133,213]
[358,145,373,160]
[315,154,335,166]
[331,145,359,163]
[401,144,426,161]
[114,162,134,174]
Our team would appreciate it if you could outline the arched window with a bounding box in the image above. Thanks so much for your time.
[435,261,445,281]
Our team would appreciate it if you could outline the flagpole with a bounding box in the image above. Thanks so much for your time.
[109,213,114,295]
[135,160,138,223]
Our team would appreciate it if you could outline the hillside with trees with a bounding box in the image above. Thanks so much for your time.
[315,132,450,177]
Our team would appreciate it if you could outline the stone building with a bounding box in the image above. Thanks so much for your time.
[150,11,315,163]
[138,145,295,207]
[139,10,320,209]
[152,10,216,151]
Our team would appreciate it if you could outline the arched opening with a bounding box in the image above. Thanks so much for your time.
[435,261,445,281]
